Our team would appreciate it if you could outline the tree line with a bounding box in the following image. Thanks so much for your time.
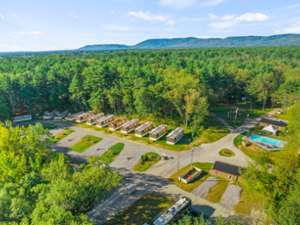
[0,47,300,133]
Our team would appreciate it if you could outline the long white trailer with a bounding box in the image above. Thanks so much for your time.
[121,119,139,134]
[135,122,154,137]
[96,115,114,128]
[149,125,168,141]
[153,197,191,225]
[167,127,184,145]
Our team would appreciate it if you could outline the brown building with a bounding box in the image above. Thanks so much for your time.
[260,117,287,128]
[210,161,241,182]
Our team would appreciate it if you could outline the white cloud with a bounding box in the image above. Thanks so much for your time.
[0,13,5,20]
[209,12,269,30]
[159,0,225,9]
[129,11,175,26]
[279,20,300,33]
[237,13,269,22]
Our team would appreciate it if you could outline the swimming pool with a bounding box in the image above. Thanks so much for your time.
[249,134,285,149]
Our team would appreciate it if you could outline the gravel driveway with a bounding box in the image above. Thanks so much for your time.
[192,177,219,198]
[220,184,242,210]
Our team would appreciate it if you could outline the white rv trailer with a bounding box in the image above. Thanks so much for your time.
[65,112,83,122]
[75,112,93,123]
[153,197,191,225]
[13,114,32,124]
[135,122,154,137]
[86,113,104,126]
[149,125,168,141]
[121,119,139,134]
[109,118,127,131]
[167,127,184,145]
[54,111,69,120]
[96,115,114,128]
[43,111,54,120]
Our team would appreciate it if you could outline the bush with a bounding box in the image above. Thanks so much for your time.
[133,152,161,172]
[98,143,125,164]
[219,148,235,157]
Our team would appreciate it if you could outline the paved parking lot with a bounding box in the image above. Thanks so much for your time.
[88,169,170,225]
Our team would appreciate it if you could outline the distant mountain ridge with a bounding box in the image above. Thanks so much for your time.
[1,34,300,56]
[79,34,300,51]
[78,44,129,51]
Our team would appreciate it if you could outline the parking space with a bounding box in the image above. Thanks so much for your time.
[192,177,218,198]
[83,137,117,157]
[220,184,242,210]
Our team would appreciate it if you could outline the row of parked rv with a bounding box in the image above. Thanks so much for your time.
[43,111,69,120]
[65,112,185,145]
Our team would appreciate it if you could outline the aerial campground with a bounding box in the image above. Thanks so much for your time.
[1,1,300,225]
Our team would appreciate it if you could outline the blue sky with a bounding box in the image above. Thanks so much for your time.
[0,0,300,51]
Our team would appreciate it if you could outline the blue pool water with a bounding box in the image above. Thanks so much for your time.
[249,134,285,149]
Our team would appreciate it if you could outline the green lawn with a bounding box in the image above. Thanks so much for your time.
[133,152,161,172]
[192,115,230,145]
[105,193,174,225]
[98,143,125,164]
[196,128,230,144]
[219,148,235,157]
[234,134,245,147]
[206,180,229,203]
[70,135,102,153]
[234,179,267,216]
[170,162,213,192]
[53,128,74,143]
[234,134,272,164]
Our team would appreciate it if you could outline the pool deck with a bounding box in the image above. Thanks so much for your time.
[247,134,286,151]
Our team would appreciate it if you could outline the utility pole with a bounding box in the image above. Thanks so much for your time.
[177,155,180,172]
[235,107,239,121]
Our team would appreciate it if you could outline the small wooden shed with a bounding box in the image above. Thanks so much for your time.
[210,161,241,182]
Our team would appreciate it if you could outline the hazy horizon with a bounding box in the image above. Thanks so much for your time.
[1,0,300,51]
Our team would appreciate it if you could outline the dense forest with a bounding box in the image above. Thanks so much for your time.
[1,47,300,132]
[0,123,121,224]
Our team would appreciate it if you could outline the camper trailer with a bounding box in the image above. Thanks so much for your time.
[149,125,168,141]
[54,111,68,120]
[121,119,139,134]
[109,118,127,131]
[96,115,114,128]
[75,112,93,123]
[65,112,83,122]
[43,111,54,120]
[86,113,104,126]
[167,127,184,145]
[13,114,32,124]
[135,122,154,137]
[178,167,202,184]
[153,197,191,225]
